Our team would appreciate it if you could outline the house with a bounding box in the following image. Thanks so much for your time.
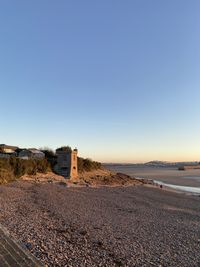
[18,149,45,160]
[0,144,18,156]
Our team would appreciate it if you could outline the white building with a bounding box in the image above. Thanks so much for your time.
[0,144,18,156]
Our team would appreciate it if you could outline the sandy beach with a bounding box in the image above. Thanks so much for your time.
[0,181,199,266]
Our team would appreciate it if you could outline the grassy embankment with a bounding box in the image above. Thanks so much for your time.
[0,149,102,184]
[0,157,50,184]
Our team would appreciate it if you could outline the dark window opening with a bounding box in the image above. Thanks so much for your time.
[62,167,68,171]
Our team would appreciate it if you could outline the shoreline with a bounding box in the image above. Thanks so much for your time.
[153,179,200,195]
[106,164,200,188]
[143,182,200,197]
[21,170,200,197]
[135,176,200,196]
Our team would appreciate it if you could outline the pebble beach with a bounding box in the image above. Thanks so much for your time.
[0,181,199,266]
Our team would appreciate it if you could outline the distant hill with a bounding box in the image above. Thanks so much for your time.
[104,161,200,168]
[144,161,200,167]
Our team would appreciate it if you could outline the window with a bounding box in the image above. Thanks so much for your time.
[62,167,68,171]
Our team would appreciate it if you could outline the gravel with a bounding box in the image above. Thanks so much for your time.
[0,181,199,266]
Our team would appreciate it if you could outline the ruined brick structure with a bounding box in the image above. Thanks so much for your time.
[56,148,78,179]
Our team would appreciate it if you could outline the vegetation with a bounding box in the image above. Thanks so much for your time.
[0,166,15,184]
[78,157,102,172]
[0,157,51,184]
[40,147,55,158]
[41,147,57,169]
[0,144,101,184]
[56,146,72,152]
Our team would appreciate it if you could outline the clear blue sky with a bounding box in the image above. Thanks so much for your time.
[1,0,200,162]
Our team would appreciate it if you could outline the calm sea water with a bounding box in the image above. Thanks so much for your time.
[154,180,200,194]
[105,165,200,194]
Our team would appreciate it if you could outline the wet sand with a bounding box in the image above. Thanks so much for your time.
[105,165,200,187]
[0,181,199,266]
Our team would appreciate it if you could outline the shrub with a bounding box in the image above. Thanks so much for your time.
[14,159,26,177]
[41,148,57,169]
[40,147,55,158]
[78,157,102,172]
[56,146,72,152]
[0,169,15,184]
[36,158,49,173]
[0,157,51,184]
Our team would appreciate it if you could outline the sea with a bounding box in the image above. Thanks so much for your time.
[105,164,200,194]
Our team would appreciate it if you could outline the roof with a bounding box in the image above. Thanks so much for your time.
[0,144,18,150]
[28,149,45,154]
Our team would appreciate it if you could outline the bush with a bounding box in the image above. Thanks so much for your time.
[14,159,26,177]
[41,148,57,170]
[56,146,72,152]
[78,157,102,172]
[40,147,55,158]
[0,157,51,183]
[0,169,15,184]
[36,158,49,173]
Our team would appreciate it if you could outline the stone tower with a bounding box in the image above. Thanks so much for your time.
[56,148,78,179]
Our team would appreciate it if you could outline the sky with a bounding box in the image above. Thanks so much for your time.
[0,0,200,163]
